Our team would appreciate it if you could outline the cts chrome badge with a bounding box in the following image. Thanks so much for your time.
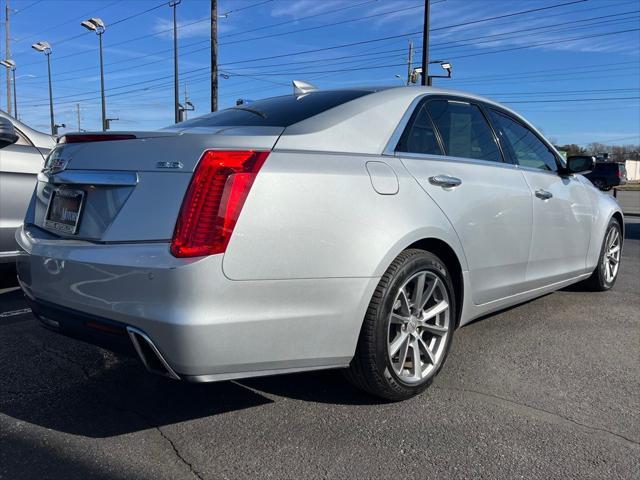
[156,161,183,169]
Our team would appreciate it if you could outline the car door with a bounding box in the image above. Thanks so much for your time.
[392,96,533,305]
[488,108,593,287]
[0,127,45,256]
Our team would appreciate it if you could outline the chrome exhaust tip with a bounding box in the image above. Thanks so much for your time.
[126,326,180,380]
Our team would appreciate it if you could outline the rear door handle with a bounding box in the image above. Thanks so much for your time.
[535,189,553,200]
[429,175,462,188]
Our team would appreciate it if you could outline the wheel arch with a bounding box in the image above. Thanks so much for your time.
[373,230,467,330]
[406,238,464,329]
[611,210,624,240]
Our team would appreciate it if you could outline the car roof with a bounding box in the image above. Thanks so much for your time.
[275,85,550,156]
[0,109,54,147]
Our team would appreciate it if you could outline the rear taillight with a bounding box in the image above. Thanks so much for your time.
[170,150,269,258]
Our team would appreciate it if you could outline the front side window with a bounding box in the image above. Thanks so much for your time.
[396,104,442,155]
[490,110,558,172]
[427,99,502,163]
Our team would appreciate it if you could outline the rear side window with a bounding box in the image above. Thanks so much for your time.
[490,110,558,172]
[396,104,443,155]
[427,100,502,163]
[170,90,373,128]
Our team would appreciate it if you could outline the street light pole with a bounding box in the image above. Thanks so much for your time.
[46,50,54,133]
[32,42,55,134]
[81,18,106,131]
[171,1,181,123]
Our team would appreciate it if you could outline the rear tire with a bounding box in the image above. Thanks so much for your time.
[581,218,622,291]
[344,249,456,401]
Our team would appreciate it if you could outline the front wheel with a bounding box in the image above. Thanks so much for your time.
[344,249,456,401]
[582,218,622,291]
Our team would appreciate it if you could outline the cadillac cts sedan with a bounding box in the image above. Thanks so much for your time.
[16,86,623,400]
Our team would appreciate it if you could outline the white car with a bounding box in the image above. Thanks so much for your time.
[16,86,623,400]
[0,112,55,264]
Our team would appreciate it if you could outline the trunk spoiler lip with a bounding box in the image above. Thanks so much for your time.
[57,131,184,144]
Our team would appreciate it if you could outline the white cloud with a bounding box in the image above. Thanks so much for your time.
[271,0,353,19]
[153,16,232,39]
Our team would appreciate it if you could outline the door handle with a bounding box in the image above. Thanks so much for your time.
[535,189,553,200]
[429,175,462,188]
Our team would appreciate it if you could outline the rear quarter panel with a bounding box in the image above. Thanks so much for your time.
[222,150,467,280]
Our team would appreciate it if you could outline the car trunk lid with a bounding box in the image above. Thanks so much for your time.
[30,127,283,242]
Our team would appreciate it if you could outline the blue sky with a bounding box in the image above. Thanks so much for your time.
[4,0,640,145]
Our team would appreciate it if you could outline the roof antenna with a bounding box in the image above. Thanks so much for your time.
[292,80,317,95]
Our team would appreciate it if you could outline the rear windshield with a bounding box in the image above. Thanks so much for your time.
[170,90,373,128]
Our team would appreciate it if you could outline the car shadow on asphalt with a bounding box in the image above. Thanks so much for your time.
[1,345,381,439]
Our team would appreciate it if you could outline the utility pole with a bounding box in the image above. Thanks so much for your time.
[171,1,180,123]
[421,0,430,86]
[211,0,218,112]
[184,82,188,121]
[76,103,81,131]
[406,40,414,86]
[5,0,12,115]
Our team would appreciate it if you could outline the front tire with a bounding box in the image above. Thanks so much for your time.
[582,218,622,291]
[344,249,456,401]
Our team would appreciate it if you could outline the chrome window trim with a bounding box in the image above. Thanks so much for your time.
[384,93,510,167]
[397,151,520,171]
[516,164,569,177]
[38,170,139,186]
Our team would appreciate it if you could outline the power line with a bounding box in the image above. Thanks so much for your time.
[429,9,640,50]
[210,0,597,67]
[431,0,587,33]
[224,0,274,15]
[218,0,378,39]
[214,26,640,76]
[12,0,123,44]
[505,96,640,104]
[13,0,44,15]
[219,2,440,47]
[446,27,640,61]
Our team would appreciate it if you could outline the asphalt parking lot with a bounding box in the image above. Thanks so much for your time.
[0,219,638,480]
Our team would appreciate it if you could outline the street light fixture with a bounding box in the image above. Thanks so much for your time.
[81,17,107,131]
[0,59,17,118]
[409,61,452,85]
[428,60,452,81]
[31,41,55,135]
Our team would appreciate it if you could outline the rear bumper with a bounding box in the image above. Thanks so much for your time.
[27,295,137,356]
[16,225,376,380]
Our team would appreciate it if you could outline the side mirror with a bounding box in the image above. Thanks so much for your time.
[564,155,595,175]
[0,117,18,149]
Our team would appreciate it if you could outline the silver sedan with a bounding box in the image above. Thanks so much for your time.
[15,86,623,400]
[0,112,55,263]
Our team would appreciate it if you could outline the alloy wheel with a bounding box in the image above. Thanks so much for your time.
[603,226,621,283]
[387,270,450,384]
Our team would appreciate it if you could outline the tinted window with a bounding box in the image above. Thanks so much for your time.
[427,100,501,162]
[490,110,558,172]
[396,104,442,155]
[170,90,373,128]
